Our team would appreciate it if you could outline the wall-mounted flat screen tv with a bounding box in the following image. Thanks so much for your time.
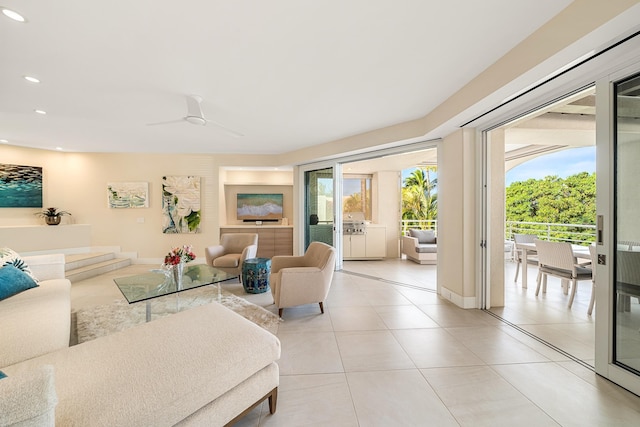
[237,193,283,221]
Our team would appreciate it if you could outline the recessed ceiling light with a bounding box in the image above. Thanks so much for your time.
[34,109,47,115]
[0,139,8,143]
[55,147,63,151]
[1,7,26,22]
[24,75,40,83]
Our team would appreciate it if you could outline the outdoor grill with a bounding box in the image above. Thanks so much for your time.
[343,219,367,235]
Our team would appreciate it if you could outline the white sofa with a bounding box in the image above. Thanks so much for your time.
[402,229,437,265]
[0,254,281,426]
[0,254,71,368]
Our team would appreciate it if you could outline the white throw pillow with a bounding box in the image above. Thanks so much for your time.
[0,247,39,283]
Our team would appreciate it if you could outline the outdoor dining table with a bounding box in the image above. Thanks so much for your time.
[515,241,592,290]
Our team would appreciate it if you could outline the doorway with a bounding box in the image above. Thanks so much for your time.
[304,167,335,250]
[339,147,438,289]
[484,87,597,366]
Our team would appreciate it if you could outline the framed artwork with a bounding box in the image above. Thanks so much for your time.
[162,176,201,234]
[0,163,43,208]
[107,181,149,208]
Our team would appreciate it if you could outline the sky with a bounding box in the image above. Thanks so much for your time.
[505,146,596,185]
[398,146,595,188]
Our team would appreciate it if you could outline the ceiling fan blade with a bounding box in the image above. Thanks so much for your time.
[205,119,244,137]
[147,94,243,135]
[146,119,185,126]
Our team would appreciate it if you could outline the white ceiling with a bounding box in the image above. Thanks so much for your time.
[1,1,577,155]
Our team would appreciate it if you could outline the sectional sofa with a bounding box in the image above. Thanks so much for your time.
[0,253,281,426]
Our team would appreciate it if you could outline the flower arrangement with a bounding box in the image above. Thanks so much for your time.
[163,244,196,266]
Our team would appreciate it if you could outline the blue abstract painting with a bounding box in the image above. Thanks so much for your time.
[0,163,43,208]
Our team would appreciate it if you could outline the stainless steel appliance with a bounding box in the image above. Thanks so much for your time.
[343,219,367,235]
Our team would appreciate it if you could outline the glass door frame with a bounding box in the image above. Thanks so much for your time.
[474,32,640,396]
[296,140,441,271]
[297,161,343,269]
[594,65,640,396]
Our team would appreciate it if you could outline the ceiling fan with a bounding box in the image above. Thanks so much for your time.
[147,94,243,137]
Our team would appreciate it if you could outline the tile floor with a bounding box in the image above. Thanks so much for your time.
[70,260,640,426]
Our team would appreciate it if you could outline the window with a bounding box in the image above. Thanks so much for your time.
[342,175,372,220]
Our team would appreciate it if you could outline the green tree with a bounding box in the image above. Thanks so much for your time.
[402,167,437,227]
[506,172,596,241]
[343,193,363,213]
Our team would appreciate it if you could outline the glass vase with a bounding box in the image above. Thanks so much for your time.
[172,262,185,290]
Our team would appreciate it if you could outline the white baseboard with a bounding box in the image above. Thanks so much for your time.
[440,286,478,309]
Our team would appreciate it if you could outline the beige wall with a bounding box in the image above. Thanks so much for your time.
[375,170,402,258]
[0,145,402,262]
[438,129,478,308]
[0,146,297,262]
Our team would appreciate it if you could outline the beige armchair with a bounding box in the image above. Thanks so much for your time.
[270,241,336,317]
[205,233,258,279]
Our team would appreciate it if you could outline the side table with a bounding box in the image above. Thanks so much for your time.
[242,257,271,294]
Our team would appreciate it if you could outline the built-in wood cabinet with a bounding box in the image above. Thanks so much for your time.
[220,226,293,258]
[364,226,386,258]
[343,226,386,260]
[343,234,367,258]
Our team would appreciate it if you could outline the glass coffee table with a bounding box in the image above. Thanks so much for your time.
[114,264,237,321]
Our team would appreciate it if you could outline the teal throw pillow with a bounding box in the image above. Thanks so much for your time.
[0,371,6,380]
[0,265,39,301]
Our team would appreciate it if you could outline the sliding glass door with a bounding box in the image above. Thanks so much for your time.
[304,167,335,250]
[613,72,640,376]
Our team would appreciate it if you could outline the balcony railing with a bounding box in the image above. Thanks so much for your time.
[400,220,596,246]
[506,221,596,245]
[400,220,437,235]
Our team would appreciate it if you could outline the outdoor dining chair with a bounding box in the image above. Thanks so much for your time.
[534,239,593,309]
[513,233,538,282]
[616,249,640,312]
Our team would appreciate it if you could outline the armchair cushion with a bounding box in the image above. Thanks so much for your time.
[414,244,437,254]
[213,254,242,269]
[408,229,436,244]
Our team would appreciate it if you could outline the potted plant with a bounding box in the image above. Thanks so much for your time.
[36,207,71,226]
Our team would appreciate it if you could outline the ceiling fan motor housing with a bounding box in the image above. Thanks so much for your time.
[185,116,206,126]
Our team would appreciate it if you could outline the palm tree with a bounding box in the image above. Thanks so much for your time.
[402,167,437,228]
[343,193,363,214]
